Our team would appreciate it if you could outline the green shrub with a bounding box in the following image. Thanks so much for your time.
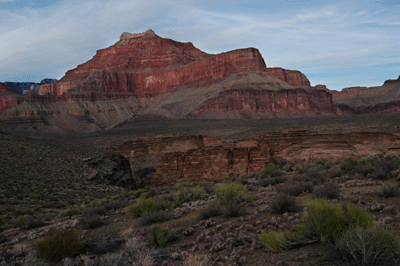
[35,229,82,262]
[300,199,373,242]
[214,183,254,205]
[146,187,156,199]
[148,226,176,247]
[64,205,84,217]
[340,157,358,172]
[173,187,206,205]
[134,189,143,198]
[261,163,282,176]
[126,198,161,218]
[258,230,295,252]
[335,226,399,266]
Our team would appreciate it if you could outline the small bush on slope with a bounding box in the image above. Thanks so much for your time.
[148,226,176,247]
[299,199,373,242]
[126,198,161,218]
[270,193,303,214]
[214,183,254,205]
[313,182,341,199]
[335,226,399,266]
[35,229,82,262]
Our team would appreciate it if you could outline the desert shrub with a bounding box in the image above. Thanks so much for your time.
[221,203,248,218]
[261,163,282,176]
[140,211,172,226]
[379,184,400,198]
[173,187,206,205]
[199,201,221,220]
[341,157,359,172]
[314,182,341,199]
[182,252,212,266]
[84,238,124,255]
[301,168,326,184]
[146,187,156,199]
[126,198,161,218]
[103,199,129,211]
[258,230,296,252]
[353,165,375,176]
[79,214,104,229]
[64,205,84,217]
[215,183,254,205]
[83,206,107,216]
[299,199,373,242]
[148,226,176,247]
[329,169,344,179]
[35,229,82,262]
[258,176,287,187]
[155,197,175,210]
[276,181,314,196]
[344,204,374,229]
[335,226,399,266]
[282,165,293,172]
[270,193,303,214]
[134,189,143,198]
[20,216,46,230]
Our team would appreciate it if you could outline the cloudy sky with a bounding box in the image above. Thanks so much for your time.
[0,0,399,90]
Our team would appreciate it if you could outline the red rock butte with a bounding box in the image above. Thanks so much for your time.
[39,29,269,98]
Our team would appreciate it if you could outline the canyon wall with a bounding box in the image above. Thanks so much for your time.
[189,88,335,119]
[0,83,24,113]
[110,131,400,186]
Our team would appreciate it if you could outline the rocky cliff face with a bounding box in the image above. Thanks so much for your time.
[0,83,24,113]
[188,88,335,119]
[110,131,400,186]
[1,30,339,133]
[39,29,267,98]
[5,79,57,95]
[266,68,311,87]
[331,75,400,114]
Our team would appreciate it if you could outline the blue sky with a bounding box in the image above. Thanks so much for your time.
[0,0,399,90]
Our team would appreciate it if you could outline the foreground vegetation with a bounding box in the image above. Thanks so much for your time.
[1,132,400,265]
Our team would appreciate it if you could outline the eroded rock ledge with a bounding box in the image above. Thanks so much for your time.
[109,131,400,187]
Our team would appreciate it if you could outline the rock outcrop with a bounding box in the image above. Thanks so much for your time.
[5,79,57,95]
[111,131,400,186]
[0,83,24,113]
[188,88,335,119]
[266,67,311,87]
[331,75,400,114]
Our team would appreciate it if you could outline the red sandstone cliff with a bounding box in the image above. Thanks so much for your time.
[0,83,24,113]
[266,67,311,87]
[188,88,335,119]
[40,29,267,98]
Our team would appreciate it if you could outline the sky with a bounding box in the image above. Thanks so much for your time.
[0,0,399,91]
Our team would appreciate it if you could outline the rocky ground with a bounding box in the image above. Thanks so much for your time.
[0,114,400,266]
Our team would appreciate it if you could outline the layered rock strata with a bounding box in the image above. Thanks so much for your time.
[331,75,400,114]
[110,131,400,187]
[0,83,24,113]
